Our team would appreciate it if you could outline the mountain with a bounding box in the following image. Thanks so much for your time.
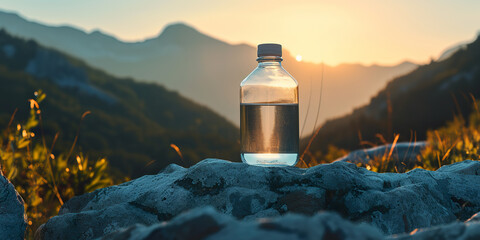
[0,10,417,134]
[305,33,480,155]
[437,41,471,62]
[0,29,239,178]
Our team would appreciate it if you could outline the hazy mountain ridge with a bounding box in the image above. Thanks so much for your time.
[306,34,480,154]
[0,29,239,178]
[0,10,417,132]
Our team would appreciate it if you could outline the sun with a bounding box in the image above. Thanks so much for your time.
[296,55,302,62]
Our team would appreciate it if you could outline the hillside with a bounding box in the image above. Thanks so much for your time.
[0,10,417,132]
[0,29,239,178]
[306,34,480,155]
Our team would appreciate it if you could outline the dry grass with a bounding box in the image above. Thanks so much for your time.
[298,90,480,173]
[0,91,113,238]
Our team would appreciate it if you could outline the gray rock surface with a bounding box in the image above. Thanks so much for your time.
[336,141,427,168]
[0,172,27,240]
[389,211,480,240]
[100,209,480,240]
[37,159,480,239]
[98,206,384,240]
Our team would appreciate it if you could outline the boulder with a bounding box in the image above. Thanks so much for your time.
[100,209,480,240]
[389,211,480,240]
[98,206,384,240]
[37,159,480,239]
[0,172,27,240]
[335,141,427,168]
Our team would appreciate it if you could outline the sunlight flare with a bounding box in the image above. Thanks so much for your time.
[295,55,302,62]
[170,143,184,161]
[76,156,83,171]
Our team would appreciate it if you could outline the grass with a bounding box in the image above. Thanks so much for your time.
[299,99,480,173]
[0,91,114,238]
[421,103,480,170]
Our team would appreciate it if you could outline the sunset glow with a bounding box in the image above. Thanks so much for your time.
[1,1,479,65]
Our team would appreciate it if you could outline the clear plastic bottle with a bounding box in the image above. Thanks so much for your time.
[240,43,299,166]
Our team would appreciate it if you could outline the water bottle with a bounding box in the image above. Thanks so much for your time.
[240,43,299,166]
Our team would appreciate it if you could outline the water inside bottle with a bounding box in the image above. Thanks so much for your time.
[240,103,299,166]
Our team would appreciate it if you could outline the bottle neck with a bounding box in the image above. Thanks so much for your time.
[256,56,283,67]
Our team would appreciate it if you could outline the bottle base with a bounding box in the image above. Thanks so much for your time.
[241,153,298,167]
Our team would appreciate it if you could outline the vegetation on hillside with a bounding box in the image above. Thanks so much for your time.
[300,100,480,173]
[0,29,240,179]
[421,100,480,169]
[362,102,480,173]
[0,91,114,238]
[305,34,480,155]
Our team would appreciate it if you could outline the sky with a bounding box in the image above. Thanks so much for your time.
[1,0,480,66]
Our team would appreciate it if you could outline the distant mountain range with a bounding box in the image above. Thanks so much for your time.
[306,33,480,156]
[0,29,239,178]
[0,10,418,134]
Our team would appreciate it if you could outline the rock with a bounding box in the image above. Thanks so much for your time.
[98,206,384,240]
[37,159,480,239]
[336,142,427,170]
[389,212,480,240]
[0,172,27,240]
[437,160,480,175]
